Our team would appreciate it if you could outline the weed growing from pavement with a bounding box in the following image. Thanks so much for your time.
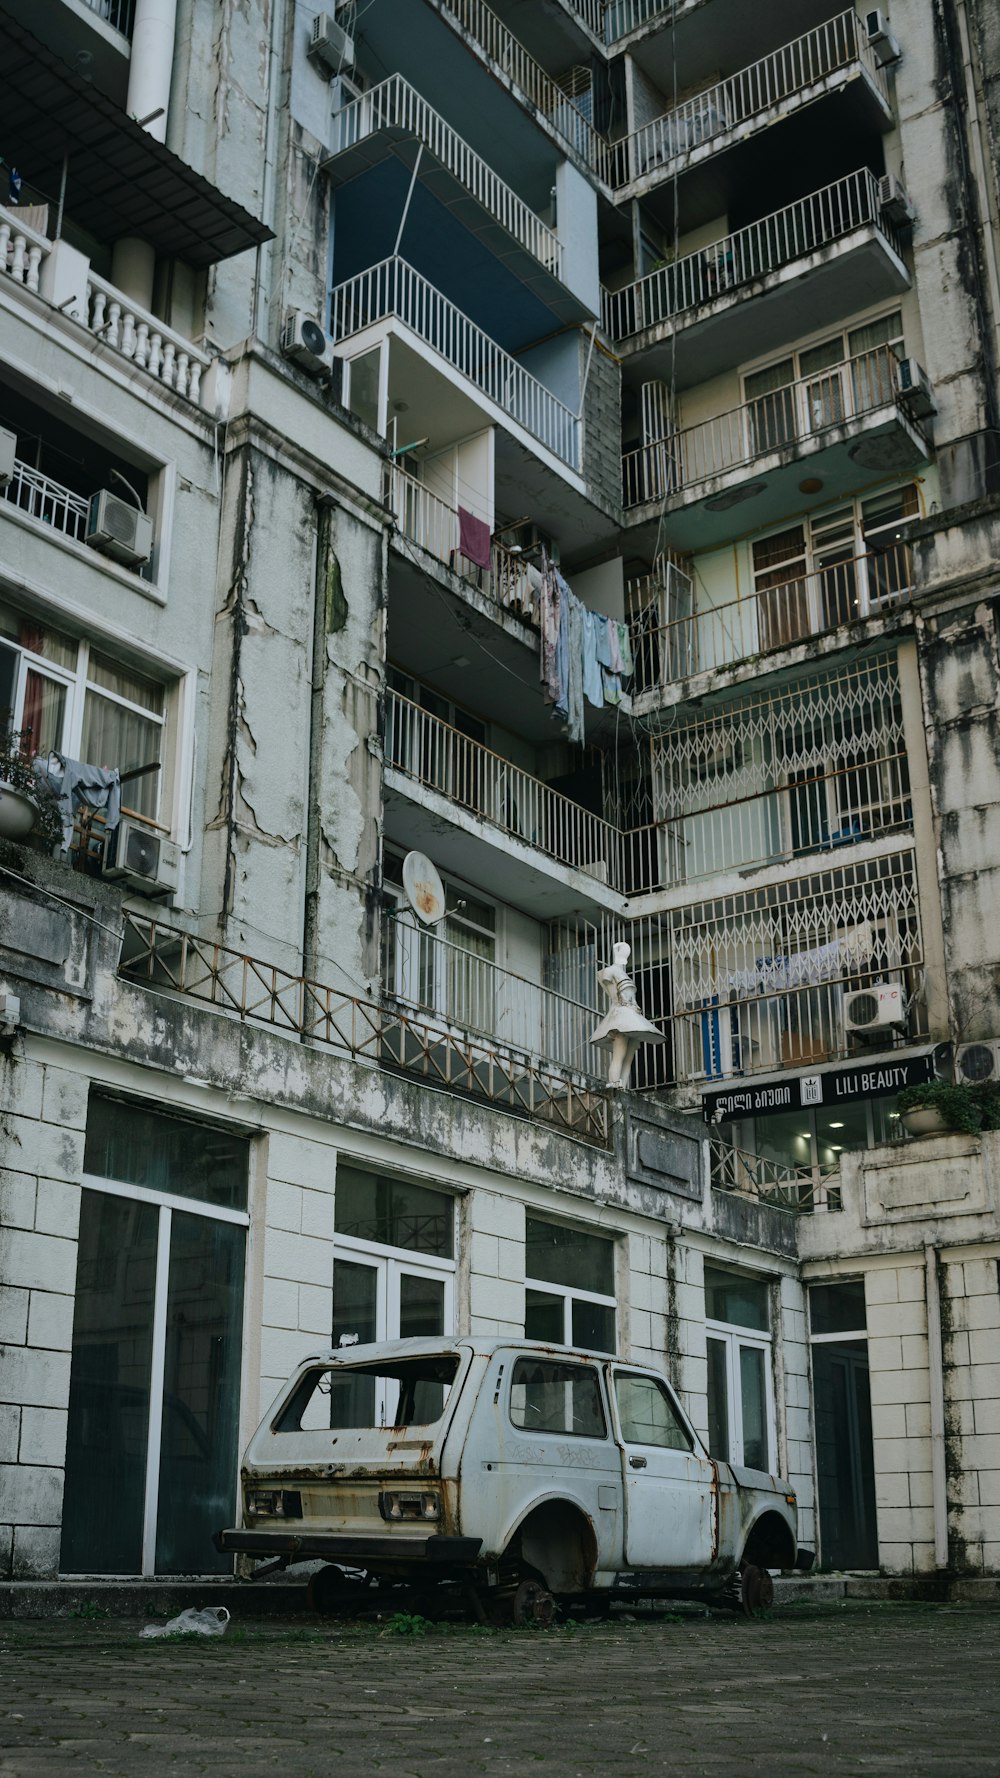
[68,1601,110,1620]
[382,1611,434,1637]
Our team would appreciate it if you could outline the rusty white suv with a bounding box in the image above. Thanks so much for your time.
[217,1337,803,1622]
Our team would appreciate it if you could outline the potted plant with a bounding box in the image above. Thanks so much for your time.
[0,734,63,849]
[896,1079,1000,1137]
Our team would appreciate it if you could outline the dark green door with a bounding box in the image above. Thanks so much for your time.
[812,1339,878,1569]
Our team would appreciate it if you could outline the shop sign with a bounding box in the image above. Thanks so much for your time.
[701,1049,944,1125]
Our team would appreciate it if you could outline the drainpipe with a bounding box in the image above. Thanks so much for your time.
[924,1242,950,1570]
[112,0,178,309]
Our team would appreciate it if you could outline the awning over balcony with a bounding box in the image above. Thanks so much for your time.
[0,8,272,268]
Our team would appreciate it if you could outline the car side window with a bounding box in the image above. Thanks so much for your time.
[509,1358,607,1439]
[614,1372,693,1451]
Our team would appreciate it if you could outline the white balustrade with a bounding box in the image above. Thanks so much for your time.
[331,76,562,279]
[626,541,914,688]
[604,169,902,343]
[2,458,90,542]
[86,273,209,406]
[609,11,887,187]
[386,687,620,885]
[622,345,915,509]
[0,208,49,294]
[334,258,581,467]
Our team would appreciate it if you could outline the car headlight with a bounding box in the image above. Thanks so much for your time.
[378,1491,441,1522]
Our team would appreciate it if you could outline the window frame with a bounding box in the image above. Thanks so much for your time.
[523,1215,618,1354]
[704,1268,776,1472]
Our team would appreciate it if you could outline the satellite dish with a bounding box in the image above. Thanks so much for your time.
[402,851,446,926]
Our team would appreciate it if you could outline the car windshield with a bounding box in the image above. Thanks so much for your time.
[275,1356,460,1432]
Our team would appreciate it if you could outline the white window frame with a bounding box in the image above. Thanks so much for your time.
[333,1230,456,1424]
[705,1316,776,1473]
[76,1171,250,1579]
[523,1275,618,1350]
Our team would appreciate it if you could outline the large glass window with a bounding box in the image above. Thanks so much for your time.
[704,1265,774,1472]
[524,1215,616,1352]
[509,1357,607,1438]
[62,1102,249,1577]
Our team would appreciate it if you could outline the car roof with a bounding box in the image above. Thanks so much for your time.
[290,1335,623,1369]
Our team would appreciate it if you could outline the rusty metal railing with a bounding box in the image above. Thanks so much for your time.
[119,912,611,1145]
[709,1136,841,1213]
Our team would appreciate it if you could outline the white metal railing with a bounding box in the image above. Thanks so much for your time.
[329,76,563,280]
[603,0,669,40]
[622,344,919,509]
[80,0,135,34]
[387,463,541,620]
[332,258,582,468]
[626,540,914,687]
[609,13,886,189]
[604,168,903,343]
[562,0,607,35]
[386,688,620,885]
[437,0,611,179]
[384,914,606,1079]
[0,208,50,294]
[86,273,210,406]
[2,459,90,543]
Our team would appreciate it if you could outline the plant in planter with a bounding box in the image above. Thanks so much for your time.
[896,1079,1000,1136]
[0,735,64,850]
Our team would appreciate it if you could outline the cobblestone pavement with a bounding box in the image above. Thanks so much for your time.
[1,1603,997,1777]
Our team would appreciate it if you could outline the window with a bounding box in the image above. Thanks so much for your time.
[743,310,903,451]
[345,345,383,433]
[704,1265,774,1472]
[751,482,919,650]
[509,1357,607,1439]
[278,1355,460,1433]
[524,1215,616,1352]
[614,1372,692,1450]
[61,1097,250,1577]
[0,602,167,821]
[332,1165,456,1411]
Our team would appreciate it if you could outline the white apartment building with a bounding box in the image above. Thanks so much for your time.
[1,0,999,1587]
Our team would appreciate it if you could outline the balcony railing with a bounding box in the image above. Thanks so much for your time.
[80,0,135,36]
[386,688,620,886]
[622,345,921,509]
[709,1137,840,1213]
[120,911,610,1144]
[603,0,668,40]
[3,459,89,544]
[562,0,607,34]
[608,12,887,189]
[1,205,212,410]
[387,463,541,621]
[385,915,605,1079]
[603,168,904,344]
[437,0,611,178]
[627,541,914,689]
[331,258,582,468]
[328,76,562,280]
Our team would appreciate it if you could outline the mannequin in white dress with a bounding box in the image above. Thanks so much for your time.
[590,942,663,1087]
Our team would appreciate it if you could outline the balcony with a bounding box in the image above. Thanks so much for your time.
[626,542,914,696]
[387,464,542,626]
[119,911,611,1145]
[331,257,582,471]
[323,76,596,327]
[604,170,910,388]
[384,688,624,912]
[621,346,932,550]
[79,0,134,33]
[2,458,89,546]
[608,12,891,226]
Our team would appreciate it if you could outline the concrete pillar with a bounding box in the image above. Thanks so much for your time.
[125,0,178,141]
[896,637,950,1040]
[110,236,156,312]
[554,160,600,317]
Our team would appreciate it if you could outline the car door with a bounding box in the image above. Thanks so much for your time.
[611,1369,716,1570]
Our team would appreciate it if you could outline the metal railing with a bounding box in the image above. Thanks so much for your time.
[622,344,919,509]
[609,12,886,189]
[627,540,914,688]
[332,258,582,468]
[562,0,607,34]
[384,915,605,1079]
[80,0,135,35]
[603,0,670,40]
[709,1137,811,1211]
[387,463,541,621]
[3,459,89,543]
[0,207,50,294]
[604,169,903,343]
[328,75,563,279]
[386,688,620,885]
[119,912,610,1144]
[437,0,611,178]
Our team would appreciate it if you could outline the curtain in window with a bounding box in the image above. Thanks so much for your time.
[82,692,161,817]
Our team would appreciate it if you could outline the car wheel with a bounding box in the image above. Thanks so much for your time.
[306,1563,368,1617]
[740,1564,774,1618]
[511,1578,555,1628]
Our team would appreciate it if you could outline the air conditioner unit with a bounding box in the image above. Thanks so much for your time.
[281,311,336,377]
[85,491,153,566]
[308,12,355,74]
[0,425,15,488]
[956,1040,1000,1084]
[102,817,180,896]
[878,173,914,226]
[895,357,936,419]
[864,10,902,66]
[843,983,905,1032]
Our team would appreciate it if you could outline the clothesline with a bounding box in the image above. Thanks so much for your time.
[726,924,876,997]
